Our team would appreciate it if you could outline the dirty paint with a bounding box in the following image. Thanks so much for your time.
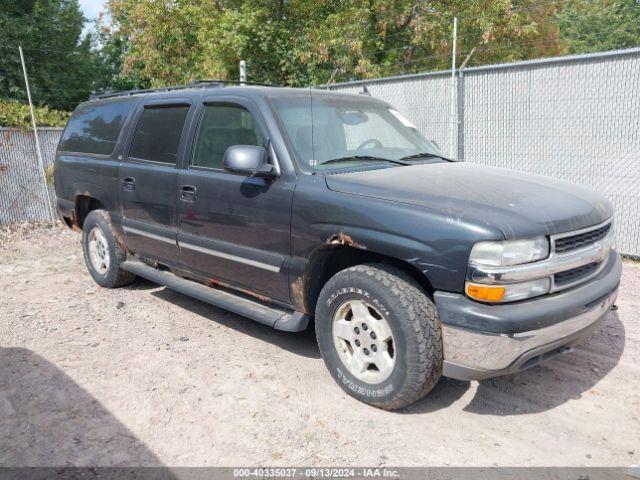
[207,278,272,304]
[289,275,307,313]
[69,210,82,232]
[112,226,130,254]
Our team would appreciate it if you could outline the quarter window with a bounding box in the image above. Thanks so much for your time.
[191,104,264,170]
[130,105,190,164]
[58,100,132,155]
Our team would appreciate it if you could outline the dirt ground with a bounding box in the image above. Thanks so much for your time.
[0,224,638,467]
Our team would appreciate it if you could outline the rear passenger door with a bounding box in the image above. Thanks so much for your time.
[176,97,294,304]
[119,100,192,266]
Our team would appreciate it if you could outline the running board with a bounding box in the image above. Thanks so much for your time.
[120,259,309,332]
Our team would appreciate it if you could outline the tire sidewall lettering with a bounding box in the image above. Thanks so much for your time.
[326,287,391,318]
[336,367,394,398]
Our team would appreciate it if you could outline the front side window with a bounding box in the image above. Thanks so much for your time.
[129,105,190,164]
[58,99,133,155]
[191,103,264,170]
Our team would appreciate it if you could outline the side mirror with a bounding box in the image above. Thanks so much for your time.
[223,145,275,179]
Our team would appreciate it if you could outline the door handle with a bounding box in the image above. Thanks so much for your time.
[121,177,136,191]
[180,185,197,202]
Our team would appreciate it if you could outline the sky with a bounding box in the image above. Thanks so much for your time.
[79,0,106,21]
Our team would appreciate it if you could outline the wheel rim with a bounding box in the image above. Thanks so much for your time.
[88,226,110,275]
[332,299,396,384]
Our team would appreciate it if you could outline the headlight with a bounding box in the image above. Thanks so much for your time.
[466,278,551,303]
[469,238,549,267]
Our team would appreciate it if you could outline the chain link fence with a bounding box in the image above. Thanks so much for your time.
[327,48,640,257]
[0,128,60,225]
[1,49,639,256]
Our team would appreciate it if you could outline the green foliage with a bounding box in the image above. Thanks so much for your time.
[0,0,115,110]
[107,0,571,87]
[0,99,70,128]
[559,0,640,54]
[89,13,149,92]
[45,164,55,187]
[3,0,640,111]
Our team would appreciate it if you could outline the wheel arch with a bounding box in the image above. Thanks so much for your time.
[72,194,106,229]
[298,244,435,316]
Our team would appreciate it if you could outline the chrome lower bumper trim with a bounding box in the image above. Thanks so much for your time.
[441,286,617,376]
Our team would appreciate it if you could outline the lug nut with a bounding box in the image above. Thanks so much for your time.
[363,348,370,355]
[362,323,368,331]
[355,339,361,347]
[371,344,377,352]
[354,327,360,334]
[370,331,377,340]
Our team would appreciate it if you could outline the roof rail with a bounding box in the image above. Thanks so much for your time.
[191,79,281,88]
[92,79,281,100]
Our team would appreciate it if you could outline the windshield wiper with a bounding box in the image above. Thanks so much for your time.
[398,152,452,161]
[321,155,411,166]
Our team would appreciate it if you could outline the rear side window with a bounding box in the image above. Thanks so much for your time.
[58,100,132,155]
[129,105,190,164]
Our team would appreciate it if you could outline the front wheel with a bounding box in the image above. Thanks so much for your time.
[315,264,443,410]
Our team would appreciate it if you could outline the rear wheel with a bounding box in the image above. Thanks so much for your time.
[82,209,135,288]
[315,264,442,410]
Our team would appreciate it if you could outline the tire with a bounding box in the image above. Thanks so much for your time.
[315,263,442,410]
[82,209,136,288]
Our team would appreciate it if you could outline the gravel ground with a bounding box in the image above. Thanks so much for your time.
[0,224,638,467]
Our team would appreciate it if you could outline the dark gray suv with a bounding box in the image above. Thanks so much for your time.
[54,82,621,410]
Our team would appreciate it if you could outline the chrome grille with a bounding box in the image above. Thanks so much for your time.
[548,220,613,291]
[554,223,612,254]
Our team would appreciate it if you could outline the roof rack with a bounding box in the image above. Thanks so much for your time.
[92,79,281,100]
[194,79,281,88]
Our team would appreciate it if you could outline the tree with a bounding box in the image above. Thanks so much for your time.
[89,12,149,92]
[0,0,99,110]
[559,0,640,54]
[295,0,565,81]
[107,0,204,87]
[106,0,567,87]
[3,0,639,109]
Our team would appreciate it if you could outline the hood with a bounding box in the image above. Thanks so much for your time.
[324,162,612,239]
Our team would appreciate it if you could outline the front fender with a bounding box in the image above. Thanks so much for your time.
[289,175,504,310]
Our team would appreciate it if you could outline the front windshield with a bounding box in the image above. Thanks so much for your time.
[270,92,444,172]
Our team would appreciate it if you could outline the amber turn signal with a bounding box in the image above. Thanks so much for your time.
[465,283,506,302]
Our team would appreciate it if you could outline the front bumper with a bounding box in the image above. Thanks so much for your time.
[435,250,621,381]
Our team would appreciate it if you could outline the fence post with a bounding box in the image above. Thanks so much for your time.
[456,47,475,162]
[19,46,55,223]
[449,17,458,158]
[457,69,465,161]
